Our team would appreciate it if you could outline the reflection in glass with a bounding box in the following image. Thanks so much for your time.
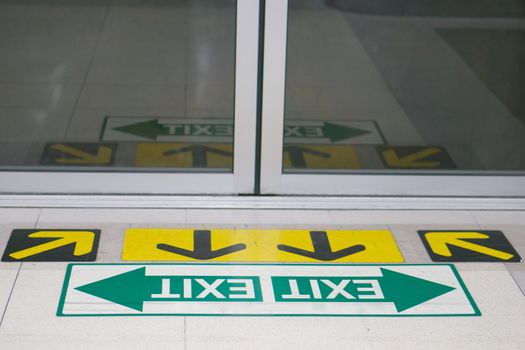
[284,0,525,173]
[0,0,236,172]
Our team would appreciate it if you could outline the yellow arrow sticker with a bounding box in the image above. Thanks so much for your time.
[135,143,233,168]
[135,143,361,170]
[283,144,360,169]
[52,145,112,165]
[377,146,456,169]
[122,229,403,262]
[419,230,522,262]
[2,229,101,262]
[39,143,115,166]
[383,148,440,168]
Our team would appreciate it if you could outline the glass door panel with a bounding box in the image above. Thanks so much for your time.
[0,0,260,194]
[261,0,525,196]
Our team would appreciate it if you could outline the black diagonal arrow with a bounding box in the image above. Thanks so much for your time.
[156,230,246,260]
[284,146,331,168]
[163,145,232,167]
[277,231,366,261]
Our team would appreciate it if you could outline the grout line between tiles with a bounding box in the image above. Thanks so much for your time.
[63,3,112,138]
[183,316,187,350]
[505,264,525,297]
[0,263,22,330]
[0,208,45,328]
[34,209,43,229]
[468,211,483,230]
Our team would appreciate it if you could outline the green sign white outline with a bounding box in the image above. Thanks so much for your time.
[57,263,480,317]
[100,117,386,144]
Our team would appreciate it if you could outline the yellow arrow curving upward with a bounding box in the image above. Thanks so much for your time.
[51,144,112,165]
[383,148,441,168]
[425,231,514,260]
[9,231,95,260]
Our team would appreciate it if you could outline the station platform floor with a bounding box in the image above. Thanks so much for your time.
[0,207,524,349]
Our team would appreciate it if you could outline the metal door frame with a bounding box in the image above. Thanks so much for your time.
[259,0,525,196]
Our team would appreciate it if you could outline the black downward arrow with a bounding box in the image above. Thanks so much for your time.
[163,145,232,167]
[156,230,246,260]
[277,231,366,261]
[284,146,331,168]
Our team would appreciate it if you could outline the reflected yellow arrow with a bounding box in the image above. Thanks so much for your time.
[51,144,112,165]
[383,148,441,168]
[425,231,514,260]
[9,231,95,260]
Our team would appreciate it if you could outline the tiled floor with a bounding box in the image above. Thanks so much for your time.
[0,207,523,349]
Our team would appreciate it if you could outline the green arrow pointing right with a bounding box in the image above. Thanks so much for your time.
[321,122,371,142]
[380,268,455,312]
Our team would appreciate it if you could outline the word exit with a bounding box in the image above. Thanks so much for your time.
[273,277,383,301]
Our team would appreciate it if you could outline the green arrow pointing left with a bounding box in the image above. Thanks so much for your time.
[75,267,150,311]
[113,119,170,140]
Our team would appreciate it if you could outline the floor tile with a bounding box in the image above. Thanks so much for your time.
[471,211,525,225]
[0,267,19,327]
[186,84,234,119]
[75,83,186,111]
[85,3,187,85]
[185,209,331,227]
[0,209,44,335]
[388,225,432,263]
[0,263,185,349]
[0,209,42,259]
[38,208,186,225]
[0,209,41,223]
[0,83,83,143]
[506,263,525,296]
[328,210,476,225]
[0,2,107,83]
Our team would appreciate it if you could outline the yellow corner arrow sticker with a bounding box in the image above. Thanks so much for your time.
[382,148,441,168]
[122,229,404,263]
[39,143,116,166]
[377,146,456,169]
[9,231,95,259]
[419,230,522,262]
[51,144,113,165]
[1,229,101,262]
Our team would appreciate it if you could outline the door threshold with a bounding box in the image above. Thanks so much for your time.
[0,194,524,210]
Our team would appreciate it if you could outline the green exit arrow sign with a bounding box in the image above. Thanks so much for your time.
[101,117,384,144]
[58,264,479,317]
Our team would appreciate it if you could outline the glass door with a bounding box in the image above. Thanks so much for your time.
[0,0,260,194]
[260,0,525,196]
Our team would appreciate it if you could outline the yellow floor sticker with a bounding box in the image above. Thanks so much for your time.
[135,143,233,168]
[283,144,360,169]
[39,142,116,166]
[135,143,359,170]
[122,229,403,262]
